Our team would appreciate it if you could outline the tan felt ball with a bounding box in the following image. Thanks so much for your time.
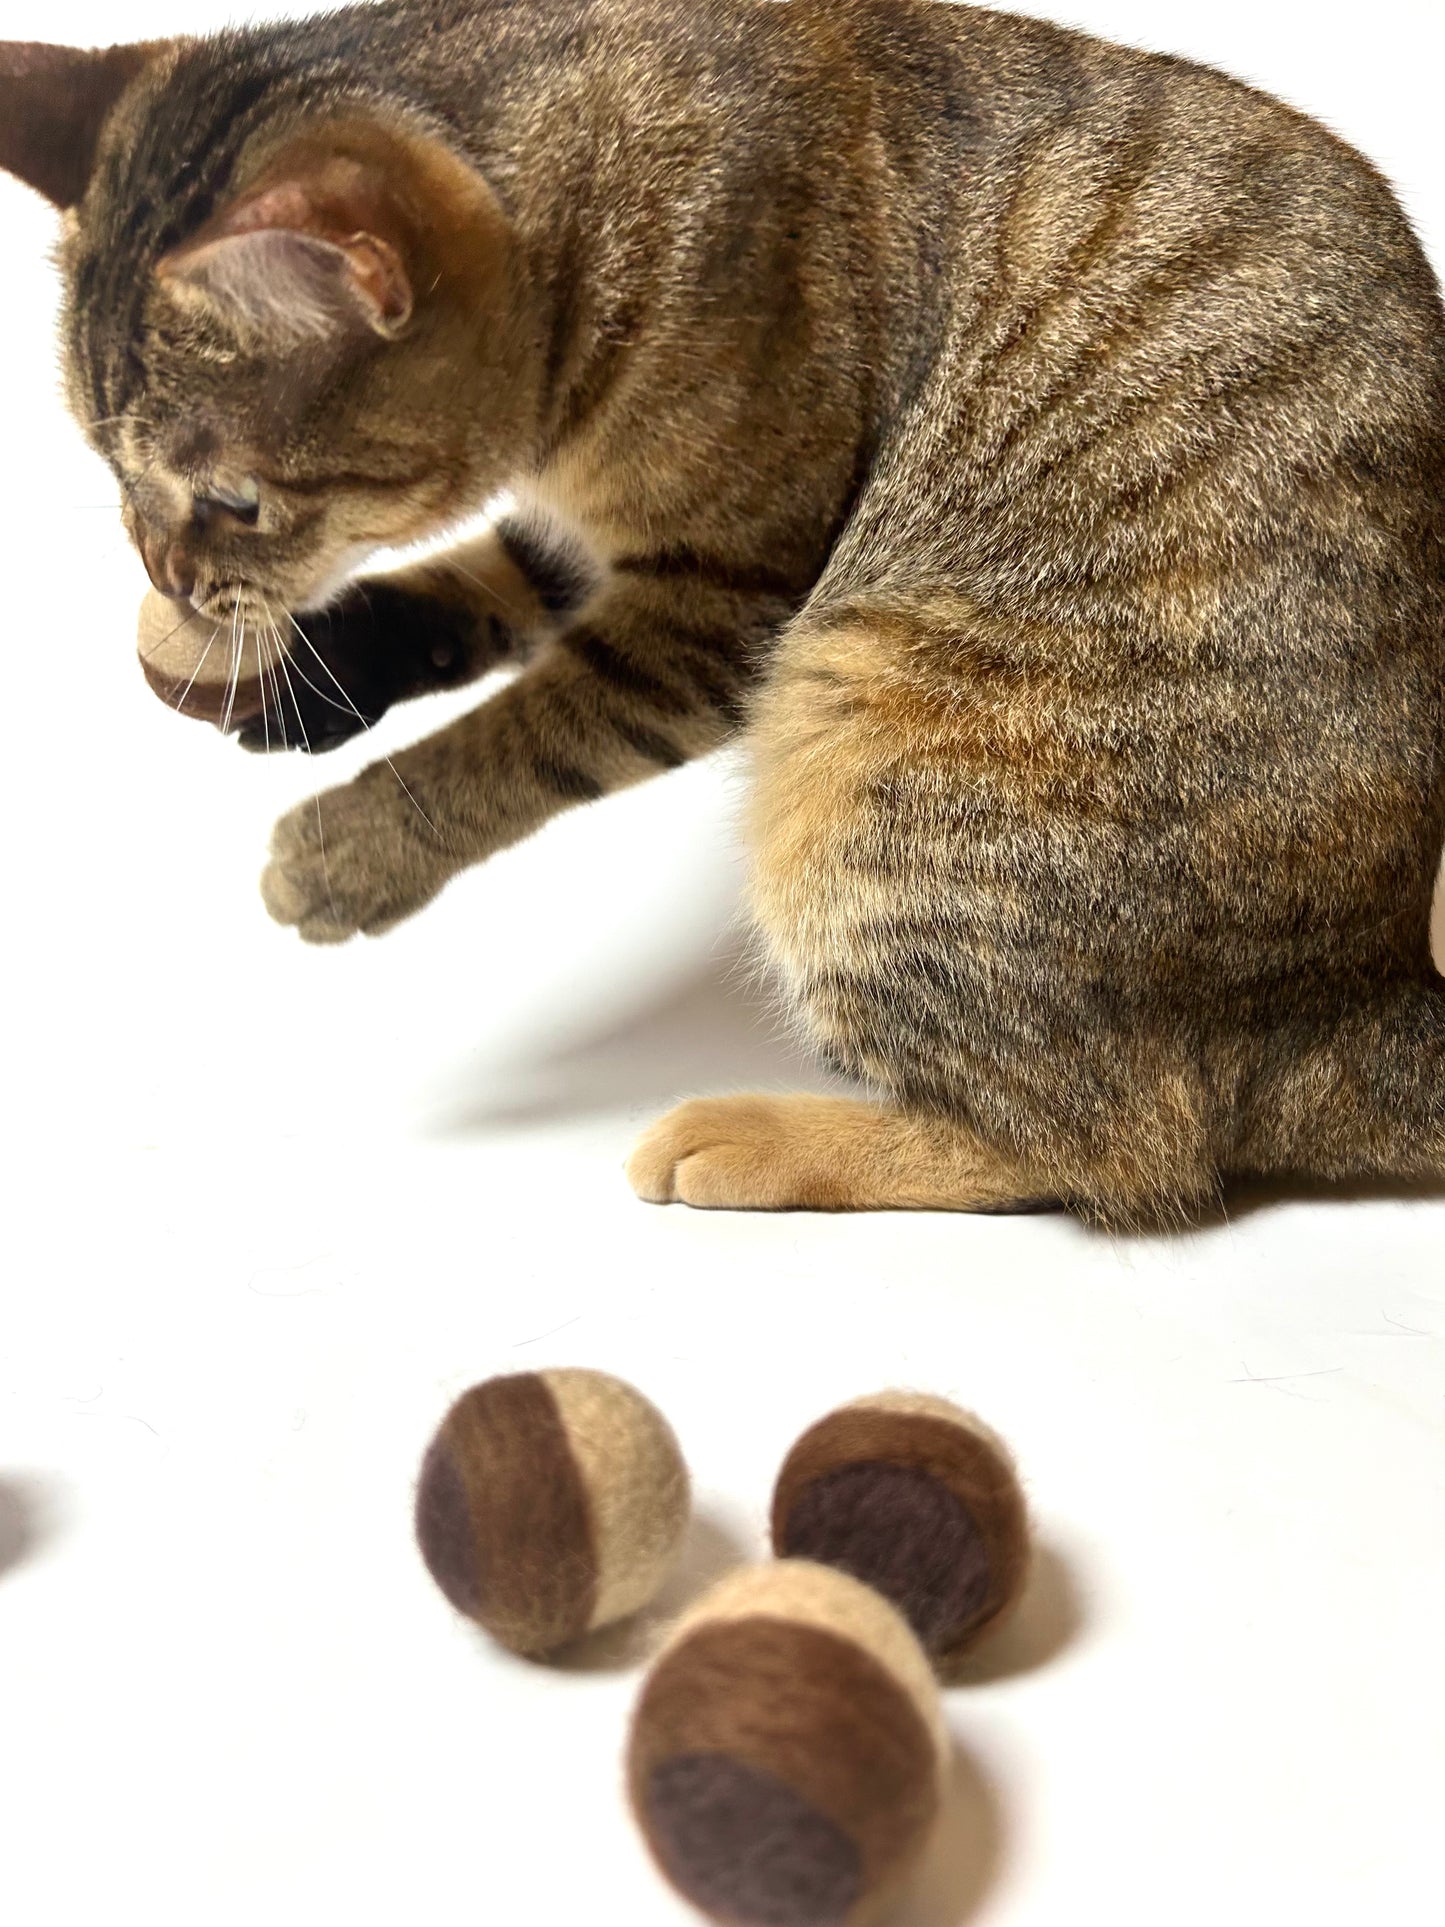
[630,1561,947,1927]
[137,588,271,727]
[415,1369,690,1656]
[771,1392,1031,1667]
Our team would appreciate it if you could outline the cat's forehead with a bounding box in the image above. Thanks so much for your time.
[68,296,237,479]
[63,39,284,429]
[67,209,296,480]
[109,406,213,478]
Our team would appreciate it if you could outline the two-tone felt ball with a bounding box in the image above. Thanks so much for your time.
[629,1561,947,1927]
[137,588,269,728]
[415,1369,690,1657]
[771,1392,1030,1668]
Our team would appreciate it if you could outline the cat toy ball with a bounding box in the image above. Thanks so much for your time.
[137,588,269,729]
[629,1561,947,1927]
[415,1369,690,1657]
[771,1392,1031,1668]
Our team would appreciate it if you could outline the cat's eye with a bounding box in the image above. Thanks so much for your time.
[194,478,261,527]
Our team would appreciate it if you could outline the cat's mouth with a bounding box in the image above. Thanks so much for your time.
[178,584,306,677]
[194,583,288,631]
[188,543,380,632]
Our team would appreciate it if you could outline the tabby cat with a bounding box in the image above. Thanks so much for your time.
[2,0,1443,1223]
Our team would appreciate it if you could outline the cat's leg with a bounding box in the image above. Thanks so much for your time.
[627,1094,1053,1210]
[261,567,775,941]
[630,610,1221,1220]
[236,515,595,753]
[1232,980,1445,1185]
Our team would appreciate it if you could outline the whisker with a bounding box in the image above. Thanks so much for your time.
[271,646,354,718]
[219,591,244,738]
[262,606,339,923]
[259,610,290,744]
[169,622,223,714]
[281,609,442,839]
[152,607,208,654]
[268,634,300,768]
[445,559,524,618]
[256,614,273,756]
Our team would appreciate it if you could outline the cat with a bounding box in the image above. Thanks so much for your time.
[2,0,1442,1225]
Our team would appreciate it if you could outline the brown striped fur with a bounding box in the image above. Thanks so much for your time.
[2,1,1443,1222]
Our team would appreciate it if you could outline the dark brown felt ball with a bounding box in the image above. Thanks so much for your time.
[629,1562,946,1927]
[415,1369,689,1656]
[771,1393,1030,1667]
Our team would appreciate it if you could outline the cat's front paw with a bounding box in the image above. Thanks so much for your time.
[237,584,497,756]
[233,654,375,756]
[261,764,458,942]
[233,599,398,756]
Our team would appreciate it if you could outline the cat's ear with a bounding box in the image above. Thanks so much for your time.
[157,163,416,346]
[0,40,159,209]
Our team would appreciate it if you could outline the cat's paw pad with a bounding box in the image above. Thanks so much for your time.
[261,766,454,942]
[627,1096,844,1210]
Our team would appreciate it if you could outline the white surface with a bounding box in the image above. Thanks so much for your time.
[2,6,1443,1926]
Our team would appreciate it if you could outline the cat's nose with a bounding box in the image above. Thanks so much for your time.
[141,537,197,604]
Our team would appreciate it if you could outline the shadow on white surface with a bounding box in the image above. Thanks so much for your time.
[899,1736,1008,1927]
[552,1505,754,1675]
[438,857,1444,1148]
[446,937,837,1133]
[950,1541,1087,1688]
[1216,1168,1445,1225]
[0,1478,50,1582]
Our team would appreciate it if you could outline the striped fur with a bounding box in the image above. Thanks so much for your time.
[2,0,1442,1219]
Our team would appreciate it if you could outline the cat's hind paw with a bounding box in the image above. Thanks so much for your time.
[628,1093,1051,1214]
[626,1095,855,1210]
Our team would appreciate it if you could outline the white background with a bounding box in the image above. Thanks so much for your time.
[1,5,1442,1926]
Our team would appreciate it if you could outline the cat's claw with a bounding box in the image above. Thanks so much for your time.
[261,764,458,942]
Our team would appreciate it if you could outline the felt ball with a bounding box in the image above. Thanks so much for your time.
[629,1561,947,1927]
[414,1369,690,1656]
[771,1393,1030,1667]
[137,588,269,727]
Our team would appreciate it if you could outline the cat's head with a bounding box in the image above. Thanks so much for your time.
[0,38,530,625]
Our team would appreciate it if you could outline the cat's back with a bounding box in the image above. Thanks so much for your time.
[819,1,1445,596]
[840,0,1442,314]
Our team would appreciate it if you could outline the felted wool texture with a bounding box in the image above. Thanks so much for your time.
[666,1562,948,1760]
[136,587,272,726]
[538,1368,690,1632]
[415,1372,597,1654]
[414,1369,689,1656]
[630,1562,945,1927]
[771,1393,1030,1666]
